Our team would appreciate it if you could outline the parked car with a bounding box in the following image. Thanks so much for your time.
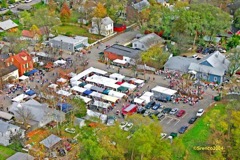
[67,138,78,144]
[64,142,71,151]
[168,132,178,139]
[65,128,76,134]
[123,122,133,131]
[162,108,172,114]
[145,101,156,109]
[107,116,116,126]
[160,133,167,140]
[169,108,179,115]
[196,109,204,117]
[143,110,151,117]
[157,113,165,120]
[58,148,66,157]
[119,121,128,130]
[152,103,161,110]
[8,4,15,9]
[155,97,167,103]
[176,110,186,117]
[0,8,7,11]
[25,0,32,3]
[149,111,160,119]
[178,126,188,134]
[188,117,198,124]
[137,107,146,114]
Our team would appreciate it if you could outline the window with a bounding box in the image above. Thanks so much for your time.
[23,64,25,68]
[142,45,144,48]
[134,44,137,47]
[214,77,217,82]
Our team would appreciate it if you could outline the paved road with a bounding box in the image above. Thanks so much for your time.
[11,0,41,13]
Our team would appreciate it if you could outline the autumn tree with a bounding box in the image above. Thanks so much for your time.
[48,0,57,16]
[92,3,107,35]
[5,31,29,53]
[60,2,71,22]
[227,47,240,77]
[15,106,34,128]
[30,25,40,35]
[141,45,169,69]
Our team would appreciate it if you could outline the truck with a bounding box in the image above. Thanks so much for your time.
[122,104,138,115]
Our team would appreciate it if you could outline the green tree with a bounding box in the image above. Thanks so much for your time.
[20,11,31,27]
[141,45,169,69]
[68,97,87,123]
[226,35,240,50]
[234,8,240,29]
[8,0,15,4]
[1,0,8,8]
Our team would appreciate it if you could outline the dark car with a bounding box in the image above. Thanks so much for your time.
[155,97,167,103]
[137,107,146,114]
[152,103,161,110]
[188,117,198,124]
[170,132,178,138]
[176,110,186,117]
[145,101,156,109]
[162,108,172,114]
[149,111,160,119]
[178,126,188,134]
[58,148,66,156]
[0,8,7,11]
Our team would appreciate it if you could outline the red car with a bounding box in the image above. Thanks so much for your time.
[64,142,71,151]
[176,110,186,117]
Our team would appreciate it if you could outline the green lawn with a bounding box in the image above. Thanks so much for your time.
[0,145,16,160]
[53,25,103,43]
[178,104,226,160]
[32,2,47,10]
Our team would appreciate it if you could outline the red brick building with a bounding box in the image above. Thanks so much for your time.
[11,51,34,76]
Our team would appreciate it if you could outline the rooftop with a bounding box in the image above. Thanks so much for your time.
[133,33,164,49]
[0,65,18,77]
[0,120,19,133]
[0,19,18,31]
[7,152,34,160]
[50,35,88,44]
[104,44,141,59]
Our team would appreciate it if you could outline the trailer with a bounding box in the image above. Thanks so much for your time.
[122,104,138,115]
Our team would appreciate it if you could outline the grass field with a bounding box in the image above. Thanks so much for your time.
[0,145,16,160]
[177,103,226,160]
[54,25,103,43]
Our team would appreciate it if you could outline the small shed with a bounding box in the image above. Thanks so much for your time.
[74,118,86,128]
[7,152,34,160]
[40,134,62,150]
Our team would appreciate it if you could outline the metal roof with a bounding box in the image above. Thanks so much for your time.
[133,33,164,49]
[40,134,61,149]
[50,35,88,44]
[7,152,34,160]
[0,19,18,31]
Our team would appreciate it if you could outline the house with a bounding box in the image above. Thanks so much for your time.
[40,134,62,150]
[132,33,165,51]
[0,63,19,90]
[0,120,25,146]
[21,27,49,41]
[49,35,89,52]
[89,17,114,36]
[164,51,230,83]
[0,19,18,32]
[9,99,65,130]
[104,44,142,64]
[10,51,34,76]
[126,0,150,20]
[7,152,34,160]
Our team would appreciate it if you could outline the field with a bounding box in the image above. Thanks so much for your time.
[0,145,16,160]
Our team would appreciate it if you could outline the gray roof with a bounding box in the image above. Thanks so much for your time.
[40,134,61,149]
[101,17,113,25]
[132,0,150,11]
[50,35,88,44]
[7,152,34,160]
[0,65,18,77]
[0,53,10,60]
[164,56,198,72]
[188,63,225,76]
[0,120,19,133]
[0,19,18,31]
[133,33,164,49]
[104,44,141,59]
[199,51,230,70]
[9,99,64,124]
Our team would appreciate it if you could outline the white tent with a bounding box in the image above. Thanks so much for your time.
[121,82,137,91]
[56,90,72,96]
[113,59,127,65]
[139,95,151,104]
[93,101,111,109]
[57,78,67,83]
[54,60,66,66]
[151,86,177,96]
[142,91,154,97]
[86,109,107,123]
[109,73,125,81]
[108,90,126,99]
[18,75,29,81]
[71,86,86,93]
[134,97,145,104]
[84,84,93,90]
[48,84,58,89]
[11,94,29,102]
[102,95,119,103]
[90,91,104,98]
[70,80,81,87]
[77,95,92,104]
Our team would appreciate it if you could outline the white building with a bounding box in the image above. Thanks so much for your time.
[49,35,89,52]
[132,33,165,51]
[0,120,25,146]
[89,17,114,36]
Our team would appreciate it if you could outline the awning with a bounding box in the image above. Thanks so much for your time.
[77,95,92,104]
[83,90,93,96]
[25,89,36,96]
[117,86,128,93]
[102,95,119,103]
[188,70,197,74]
[79,82,87,87]
[90,91,103,98]
[84,84,93,90]
[48,84,58,89]
[12,94,29,102]
[102,89,110,95]
[93,101,111,109]
[90,86,105,93]
[56,90,72,97]
[108,90,126,99]
[24,69,38,76]
[57,103,73,113]
[18,75,29,81]
[71,86,86,93]
[134,98,145,104]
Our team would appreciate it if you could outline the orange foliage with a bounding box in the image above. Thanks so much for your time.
[60,2,71,22]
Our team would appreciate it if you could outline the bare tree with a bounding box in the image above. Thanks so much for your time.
[15,106,34,128]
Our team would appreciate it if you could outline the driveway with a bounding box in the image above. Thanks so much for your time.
[10,0,41,13]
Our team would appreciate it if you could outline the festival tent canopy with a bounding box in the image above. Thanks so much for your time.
[84,84,93,90]
[18,75,29,81]
[117,86,128,93]
[78,96,92,104]
[90,91,104,98]
[56,90,72,97]
[48,84,58,89]
[24,89,36,96]
[24,69,38,76]
[134,97,145,104]
[90,86,105,93]
[71,86,86,93]
[108,90,126,99]
[83,90,93,96]
[120,82,137,91]
[11,94,29,102]
[102,95,118,103]
[57,103,73,113]
[93,101,111,109]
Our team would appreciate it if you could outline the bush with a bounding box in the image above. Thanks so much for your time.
[65,31,72,36]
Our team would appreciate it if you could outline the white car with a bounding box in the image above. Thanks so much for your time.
[123,123,133,131]
[160,133,167,140]
[196,109,204,117]
[119,121,128,130]
[143,110,151,117]
[25,0,32,3]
